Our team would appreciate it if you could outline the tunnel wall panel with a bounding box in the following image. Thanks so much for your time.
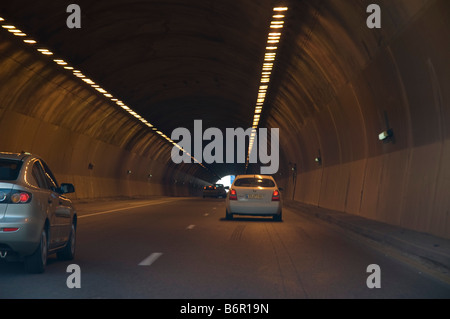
[274,0,450,239]
[0,35,209,200]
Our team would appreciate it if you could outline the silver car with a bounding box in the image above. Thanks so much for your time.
[0,152,76,273]
[225,174,282,221]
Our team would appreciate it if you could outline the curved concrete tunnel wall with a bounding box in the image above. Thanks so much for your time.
[270,0,449,239]
[0,34,211,199]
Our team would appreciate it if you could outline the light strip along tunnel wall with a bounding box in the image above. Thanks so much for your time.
[0,32,212,199]
[0,0,449,240]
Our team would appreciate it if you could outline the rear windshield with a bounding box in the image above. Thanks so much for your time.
[0,159,23,181]
[233,177,275,188]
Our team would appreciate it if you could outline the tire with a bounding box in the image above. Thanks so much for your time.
[57,223,76,261]
[225,209,233,220]
[24,228,48,274]
[273,210,282,222]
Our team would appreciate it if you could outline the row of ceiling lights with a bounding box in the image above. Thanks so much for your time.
[0,15,207,170]
[245,6,288,171]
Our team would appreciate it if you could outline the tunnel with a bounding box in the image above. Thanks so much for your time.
[0,0,449,243]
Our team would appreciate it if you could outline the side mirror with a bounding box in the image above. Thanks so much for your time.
[59,183,75,194]
[225,186,229,190]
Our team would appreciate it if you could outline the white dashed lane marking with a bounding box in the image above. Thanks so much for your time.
[138,252,163,266]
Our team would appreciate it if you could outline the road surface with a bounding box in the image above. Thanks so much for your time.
[1,197,449,299]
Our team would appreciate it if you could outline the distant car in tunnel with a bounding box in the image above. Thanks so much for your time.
[0,152,77,273]
[203,183,228,198]
[225,174,282,221]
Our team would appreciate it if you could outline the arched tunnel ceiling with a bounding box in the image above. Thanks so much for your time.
[0,0,449,189]
[0,0,285,179]
[2,1,450,238]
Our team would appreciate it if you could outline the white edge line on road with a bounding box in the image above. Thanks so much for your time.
[138,252,163,266]
[78,199,176,219]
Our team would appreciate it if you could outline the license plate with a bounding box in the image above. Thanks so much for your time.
[246,194,263,199]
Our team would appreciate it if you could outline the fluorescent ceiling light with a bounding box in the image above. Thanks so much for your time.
[1,16,187,161]
[54,59,67,65]
[37,48,53,55]
[82,78,95,84]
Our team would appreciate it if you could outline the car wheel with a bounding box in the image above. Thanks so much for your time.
[24,228,48,274]
[225,209,233,220]
[57,223,76,260]
[273,211,282,222]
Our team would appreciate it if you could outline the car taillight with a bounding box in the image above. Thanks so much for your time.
[10,192,32,204]
[229,189,237,200]
[272,190,280,201]
[2,228,19,232]
[0,191,6,202]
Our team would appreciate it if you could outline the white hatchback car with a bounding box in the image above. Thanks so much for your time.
[225,174,282,221]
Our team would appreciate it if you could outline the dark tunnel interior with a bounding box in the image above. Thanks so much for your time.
[0,0,449,239]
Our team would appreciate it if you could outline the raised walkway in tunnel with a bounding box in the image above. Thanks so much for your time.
[284,200,450,285]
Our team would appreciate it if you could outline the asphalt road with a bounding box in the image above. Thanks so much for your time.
[1,197,450,299]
